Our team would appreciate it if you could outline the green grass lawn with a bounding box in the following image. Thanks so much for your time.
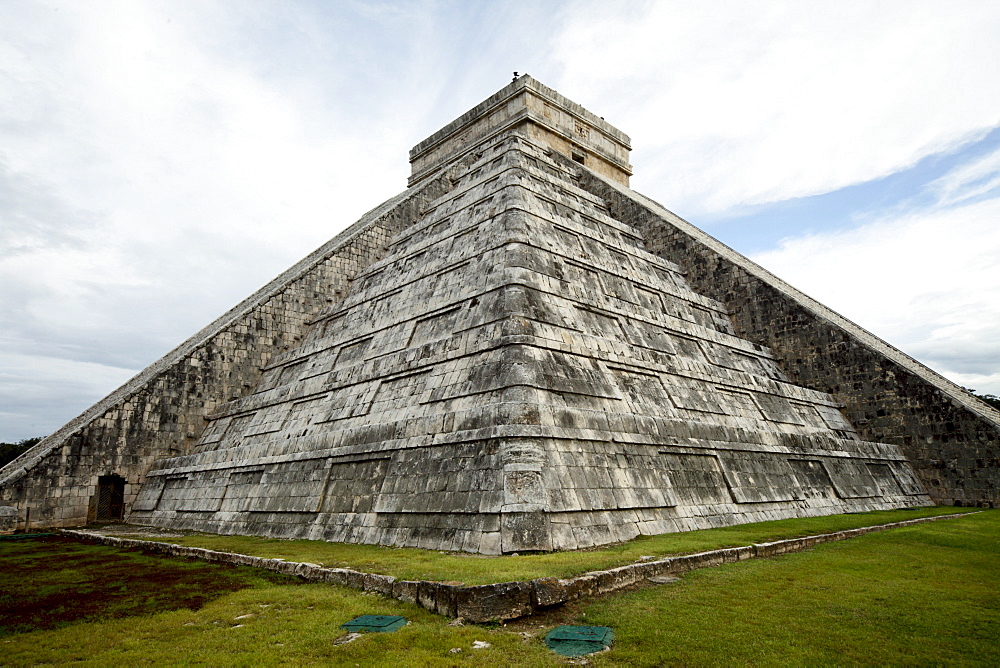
[585,508,1000,666]
[108,506,965,585]
[3,508,996,666]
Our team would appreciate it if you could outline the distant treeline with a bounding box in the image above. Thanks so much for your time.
[966,389,1000,411]
[0,437,44,468]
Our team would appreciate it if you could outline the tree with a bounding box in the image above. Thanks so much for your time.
[0,437,43,468]
[964,388,1000,411]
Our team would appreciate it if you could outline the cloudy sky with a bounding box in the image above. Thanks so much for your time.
[1,0,998,442]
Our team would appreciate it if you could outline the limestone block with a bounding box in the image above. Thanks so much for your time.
[0,506,18,533]
[455,581,533,622]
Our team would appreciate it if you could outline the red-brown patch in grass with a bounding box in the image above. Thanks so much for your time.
[0,536,298,637]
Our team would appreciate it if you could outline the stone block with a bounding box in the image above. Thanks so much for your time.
[391,580,419,604]
[500,511,552,552]
[455,581,533,622]
[362,572,397,596]
[531,577,572,608]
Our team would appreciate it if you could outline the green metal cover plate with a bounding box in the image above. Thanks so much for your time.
[545,625,614,656]
[340,615,407,633]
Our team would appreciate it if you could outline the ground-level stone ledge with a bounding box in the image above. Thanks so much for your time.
[60,512,976,623]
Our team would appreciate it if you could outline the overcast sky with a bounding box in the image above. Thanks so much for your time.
[1,0,998,442]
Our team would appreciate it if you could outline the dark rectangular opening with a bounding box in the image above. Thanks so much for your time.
[96,475,126,521]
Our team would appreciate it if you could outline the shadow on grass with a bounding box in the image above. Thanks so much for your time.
[0,536,299,637]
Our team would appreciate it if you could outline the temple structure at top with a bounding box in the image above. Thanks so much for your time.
[408,77,632,187]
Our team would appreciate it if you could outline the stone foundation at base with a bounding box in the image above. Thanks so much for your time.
[129,433,928,554]
[62,511,975,622]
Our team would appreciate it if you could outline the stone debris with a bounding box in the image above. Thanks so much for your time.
[472,641,491,649]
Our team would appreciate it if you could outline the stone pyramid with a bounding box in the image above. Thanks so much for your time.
[127,79,929,553]
[8,76,998,546]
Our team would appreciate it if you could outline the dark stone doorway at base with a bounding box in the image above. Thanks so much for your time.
[96,475,125,521]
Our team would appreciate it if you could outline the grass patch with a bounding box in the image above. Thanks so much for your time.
[3,509,997,665]
[0,538,554,666]
[117,506,966,585]
[0,536,296,637]
[583,509,1000,666]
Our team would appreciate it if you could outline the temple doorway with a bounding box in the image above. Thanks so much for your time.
[95,475,126,521]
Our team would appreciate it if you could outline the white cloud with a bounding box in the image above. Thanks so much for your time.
[552,0,1000,216]
[929,146,1000,207]
[751,196,1000,394]
[549,0,1000,398]
[0,0,433,261]
[0,352,134,439]
[0,1,419,439]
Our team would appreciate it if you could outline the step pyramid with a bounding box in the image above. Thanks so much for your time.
[128,78,929,553]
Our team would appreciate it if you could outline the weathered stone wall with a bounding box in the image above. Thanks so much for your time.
[0,180,448,530]
[574,167,1000,507]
